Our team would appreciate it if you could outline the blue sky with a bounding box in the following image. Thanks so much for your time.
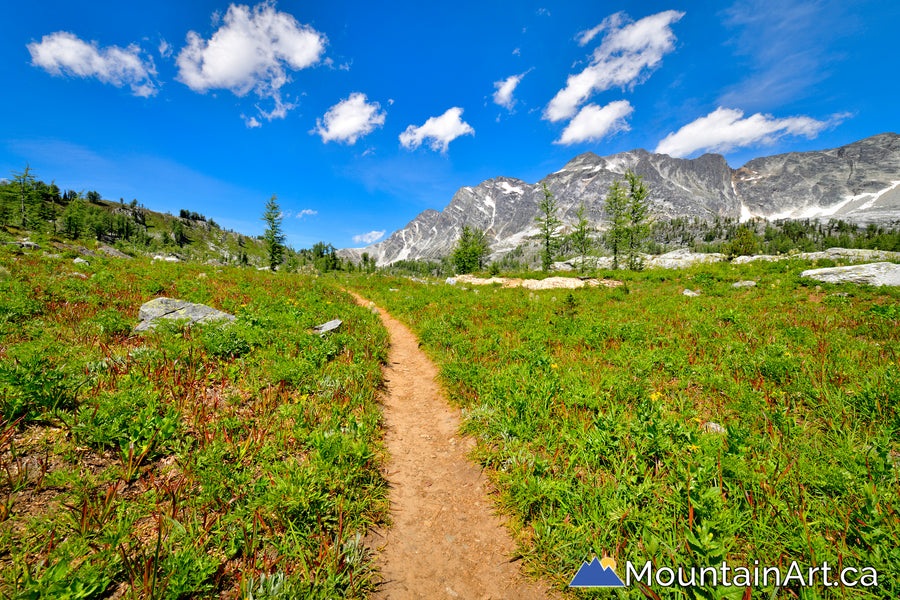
[2,0,898,249]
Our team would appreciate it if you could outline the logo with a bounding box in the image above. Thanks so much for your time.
[569,557,626,588]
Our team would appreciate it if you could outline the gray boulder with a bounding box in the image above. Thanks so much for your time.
[313,319,342,336]
[73,257,89,265]
[800,262,900,287]
[703,421,726,434]
[683,289,701,297]
[134,297,236,332]
[732,280,757,288]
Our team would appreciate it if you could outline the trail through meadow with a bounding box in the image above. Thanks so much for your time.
[350,293,556,600]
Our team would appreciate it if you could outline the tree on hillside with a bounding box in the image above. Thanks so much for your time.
[536,183,561,272]
[6,165,38,229]
[170,218,188,246]
[61,195,86,240]
[451,225,489,274]
[624,170,651,270]
[570,202,594,274]
[262,195,285,270]
[603,180,629,270]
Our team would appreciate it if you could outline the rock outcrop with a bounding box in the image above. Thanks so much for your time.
[800,263,900,287]
[134,297,236,332]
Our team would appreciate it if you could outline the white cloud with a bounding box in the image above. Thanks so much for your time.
[655,107,833,157]
[176,2,326,122]
[159,39,172,58]
[242,115,262,128]
[545,10,684,122]
[314,93,386,144]
[283,208,317,218]
[399,107,474,153]
[27,31,158,97]
[556,100,633,145]
[353,230,385,244]
[493,73,526,110]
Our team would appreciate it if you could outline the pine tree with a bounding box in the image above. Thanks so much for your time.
[262,195,285,270]
[536,183,561,272]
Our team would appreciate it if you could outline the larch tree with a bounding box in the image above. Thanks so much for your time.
[624,170,651,271]
[570,202,594,274]
[536,183,561,272]
[603,180,629,270]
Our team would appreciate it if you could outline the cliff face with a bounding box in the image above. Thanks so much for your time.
[340,133,900,265]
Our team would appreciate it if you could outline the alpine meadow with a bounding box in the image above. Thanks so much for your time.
[3,1,900,599]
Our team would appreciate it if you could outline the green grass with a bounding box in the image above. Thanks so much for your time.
[347,261,900,599]
[0,248,389,598]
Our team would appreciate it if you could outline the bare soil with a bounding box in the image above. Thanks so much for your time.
[350,293,558,600]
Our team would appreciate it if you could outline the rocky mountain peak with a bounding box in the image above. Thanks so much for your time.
[339,133,900,266]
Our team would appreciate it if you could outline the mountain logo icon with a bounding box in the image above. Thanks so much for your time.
[569,556,627,587]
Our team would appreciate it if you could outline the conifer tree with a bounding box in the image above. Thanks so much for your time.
[536,183,561,272]
[261,195,285,270]
[451,225,489,274]
[570,202,594,274]
[604,180,629,270]
[624,170,651,270]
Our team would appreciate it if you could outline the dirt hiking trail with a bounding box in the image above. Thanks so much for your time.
[350,293,557,600]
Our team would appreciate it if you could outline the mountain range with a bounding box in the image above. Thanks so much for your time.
[340,133,900,266]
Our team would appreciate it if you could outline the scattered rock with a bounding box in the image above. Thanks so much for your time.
[389,288,399,292]
[445,277,457,285]
[703,421,726,434]
[646,249,727,269]
[73,257,89,265]
[312,319,342,336]
[4,240,41,250]
[153,255,181,263]
[98,245,131,259]
[683,289,701,297]
[800,262,900,287]
[52,242,100,257]
[732,280,757,288]
[68,272,88,279]
[134,297,236,332]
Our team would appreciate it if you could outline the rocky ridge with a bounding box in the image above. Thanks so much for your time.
[341,133,900,266]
